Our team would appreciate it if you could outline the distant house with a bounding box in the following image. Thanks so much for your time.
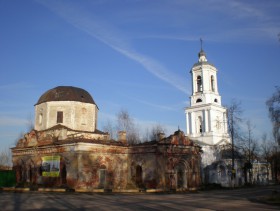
[251,161,272,185]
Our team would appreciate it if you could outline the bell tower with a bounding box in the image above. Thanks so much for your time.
[185,44,230,146]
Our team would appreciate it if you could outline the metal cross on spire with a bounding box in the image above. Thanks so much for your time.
[200,38,203,51]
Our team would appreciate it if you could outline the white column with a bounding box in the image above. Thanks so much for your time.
[223,112,227,133]
[208,110,212,132]
[192,72,196,93]
[190,112,195,135]
[204,110,208,132]
[186,111,189,135]
[201,66,204,92]
[215,74,219,94]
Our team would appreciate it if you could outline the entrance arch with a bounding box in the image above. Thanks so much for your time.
[175,160,191,190]
[61,163,67,185]
[136,165,143,187]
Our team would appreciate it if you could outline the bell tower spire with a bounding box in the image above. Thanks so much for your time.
[189,41,221,107]
[185,41,230,146]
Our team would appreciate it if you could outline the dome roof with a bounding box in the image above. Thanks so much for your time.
[36,86,96,105]
[198,49,206,58]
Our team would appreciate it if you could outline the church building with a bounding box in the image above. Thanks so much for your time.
[12,86,202,192]
[185,48,244,187]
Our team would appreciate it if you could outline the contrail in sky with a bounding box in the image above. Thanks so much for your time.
[37,0,189,94]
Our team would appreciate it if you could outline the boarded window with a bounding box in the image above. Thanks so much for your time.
[57,111,63,123]
[99,165,106,188]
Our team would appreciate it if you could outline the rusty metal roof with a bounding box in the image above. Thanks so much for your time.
[36,86,96,105]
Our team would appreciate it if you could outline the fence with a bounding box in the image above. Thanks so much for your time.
[0,170,16,187]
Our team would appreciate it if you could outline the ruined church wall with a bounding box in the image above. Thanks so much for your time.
[12,137,203,191]
[75,148,129,190]
[128,145,159,189]
[155,147,171,190]
[12,143,129,190]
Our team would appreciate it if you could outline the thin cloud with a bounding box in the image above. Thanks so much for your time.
[142,34,199,42]
[200,0,279,42]
[134,0,279,43]
[37,0,188,94]
[223,0,277,21]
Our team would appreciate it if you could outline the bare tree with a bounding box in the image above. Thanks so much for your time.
[146,124,166,141]
[0,148,12,167]
[239,120,259,183]
[116,109,140,145]
[102,119,116,140]
[227,99,243,179]
[260,133,274,181]
[260,133,273,162]
[14,131,25,147]
[266,86,280,145]
[227,99,243,142]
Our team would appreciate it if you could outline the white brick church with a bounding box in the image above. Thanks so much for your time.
[185,47,244,187]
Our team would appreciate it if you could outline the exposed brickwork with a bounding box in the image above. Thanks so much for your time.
[12,86,202,192]
[12,128,201,191]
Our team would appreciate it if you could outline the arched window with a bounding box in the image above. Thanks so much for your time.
[196,98,202,103]
[61,164,67,185]
[29,165,33,184]
[218,165,226,178]
[176,163,185,189]
[198,116,202,133]
[39,166,42,176]
[57,111,63,123]
[214,99,218,103]
[39,113,43,125]
[99,165,106,188]
[197,76,202,92]
[136,165,143,187]
[211,75,215,91]
[81,108,87,126]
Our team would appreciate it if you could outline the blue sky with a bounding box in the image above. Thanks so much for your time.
[0,0,279,150]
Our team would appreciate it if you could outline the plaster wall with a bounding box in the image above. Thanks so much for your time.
[35,101,97,132]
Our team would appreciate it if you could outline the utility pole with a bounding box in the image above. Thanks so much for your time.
[230,113,235,185]
[248,124,251,184]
